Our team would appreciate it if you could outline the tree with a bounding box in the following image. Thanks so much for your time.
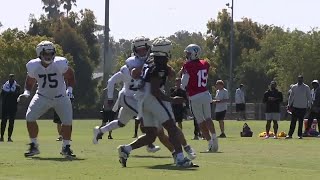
[41,0,62,19]
[0,29,68,87]
[60,0,77,17]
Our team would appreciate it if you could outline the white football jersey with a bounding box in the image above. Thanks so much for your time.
[125,56,145,70]
[107,65,139,98]
[26,56,69,99]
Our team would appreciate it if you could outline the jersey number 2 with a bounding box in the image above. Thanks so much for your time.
[38,73,58,88]
[197,69,208,87]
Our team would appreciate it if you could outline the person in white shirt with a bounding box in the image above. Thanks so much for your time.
[18,41,76,158]
[286,75,312,139]
[212,80,229,138]
[304,80,320,136]
[235,84,246,120]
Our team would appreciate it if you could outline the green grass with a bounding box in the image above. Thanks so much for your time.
[0,120,319,180]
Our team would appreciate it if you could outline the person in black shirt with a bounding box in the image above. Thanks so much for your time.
[262,81,283,139]
[1,74,21,142]
[170,78,188,129]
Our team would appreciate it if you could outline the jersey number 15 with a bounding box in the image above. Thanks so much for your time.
[197,69,208,87]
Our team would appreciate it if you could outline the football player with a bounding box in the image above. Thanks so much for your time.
[93,37,160,152]
[181,44,219,152]
[18,41,76,158]
[117,38,198,168]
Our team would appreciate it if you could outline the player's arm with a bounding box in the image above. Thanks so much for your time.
[63,67,75,98]
[17,75,36,102]
[150,75,184,104]
[64,67,75,88]
[181,70,190,91]
[107,71,123,100]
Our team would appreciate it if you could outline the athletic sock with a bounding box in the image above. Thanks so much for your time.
[100,120,120,133]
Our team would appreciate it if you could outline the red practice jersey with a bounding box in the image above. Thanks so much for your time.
[183,59,209,97]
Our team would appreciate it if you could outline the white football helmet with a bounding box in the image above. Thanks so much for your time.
[131,36,151,60]
[184,44,201,61]
[151,38,172,58]
[36,41,56,64]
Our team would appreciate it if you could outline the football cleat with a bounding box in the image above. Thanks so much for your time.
[60,145,76,159]
[93,126,103,144]
[183,145,196,160]
[56,136,62,141]
[176,157,199,168]
[24,143,40,157]
[146,144,160,153]
[118,145,130,167]
[208,138,219,152]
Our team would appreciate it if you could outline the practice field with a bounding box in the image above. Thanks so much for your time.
[0,120,319,180]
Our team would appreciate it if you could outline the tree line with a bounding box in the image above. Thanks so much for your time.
[1,1,319,111]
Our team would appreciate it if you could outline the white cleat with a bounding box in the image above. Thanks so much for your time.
[146,145,161,153]
[92,126,103,144]
[118,145,129,167]
[208,138,219,152]
[176,157,199,168]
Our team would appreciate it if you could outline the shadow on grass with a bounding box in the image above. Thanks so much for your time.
[145,163,199,171]
[132,155,172,159]
[199,151,223,154]
[30,157,86,161]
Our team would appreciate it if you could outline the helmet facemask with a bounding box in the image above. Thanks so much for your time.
[36,41,56,65]
[134,46,150,61]
[40,49,55,65]
[184,44,201,61]
[132,36,151,61]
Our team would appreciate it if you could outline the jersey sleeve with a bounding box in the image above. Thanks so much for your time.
[26,61,37,78]
[107,71,124,99]
[55,58,69,74]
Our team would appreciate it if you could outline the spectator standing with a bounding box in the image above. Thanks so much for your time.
[1,74,21,142]
[235,84,246,120]
[286,75,311,139]
[262,81,283,139]
[170,78,188,130]
[304,80,320,136]
[212,80,229,138]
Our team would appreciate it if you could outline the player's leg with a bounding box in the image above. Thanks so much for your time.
[287,108,298,138]
[193,95,218,152]
[157,127,174,153]
[25,94,51,157]
[265,113,272,138]
[273,120,279,139]
[117,110,158,167]
[0,110,8,141]
[139,119,161,153]
[175,112,183,130]
[53,110,62,141]
[7,110,16,142]
[133,118,140,138]
[93,106,134,143]
[216,110,226,138]
[106,110,116,139]
[55,97,75,158]
[155,100,196,167]
[93,95,136,143]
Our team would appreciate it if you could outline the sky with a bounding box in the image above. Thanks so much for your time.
[0,0,319,41]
